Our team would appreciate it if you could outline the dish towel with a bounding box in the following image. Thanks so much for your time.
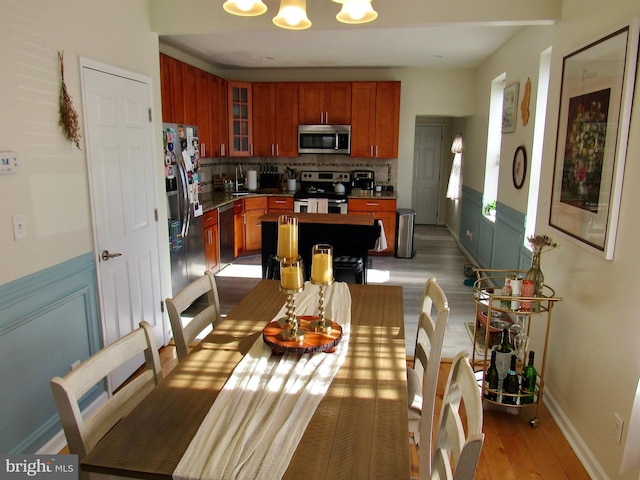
[316,198,328,213]
[306,198,318,213]
[374,219,388,252]
[173,282,351,480]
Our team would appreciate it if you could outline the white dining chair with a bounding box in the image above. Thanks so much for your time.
[50,321,162,479]
[427,350,485,480]
[407,277,449,474]
[166,271,221,361]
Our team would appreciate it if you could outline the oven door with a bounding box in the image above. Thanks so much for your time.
[294,199,348,214]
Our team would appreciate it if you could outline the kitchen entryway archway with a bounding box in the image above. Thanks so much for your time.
[411,124,443,224]
[80,59,166,392]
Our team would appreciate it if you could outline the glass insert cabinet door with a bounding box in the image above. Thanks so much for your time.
[227,81,253,156]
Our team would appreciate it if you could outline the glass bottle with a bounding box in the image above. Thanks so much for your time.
[521,351,537,404]
[484,350,499,401]
[502,354,519,405]
[525,251,544,311]
[498,327,511,353]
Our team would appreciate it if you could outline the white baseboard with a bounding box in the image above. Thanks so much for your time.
[38,392,109,454]
[543,388,607,479]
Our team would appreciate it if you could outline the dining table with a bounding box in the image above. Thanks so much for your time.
[80,280,409,480]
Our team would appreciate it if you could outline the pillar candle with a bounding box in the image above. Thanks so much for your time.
[281,265,303,290]
[311,252,333,283]
[277,222,298,259]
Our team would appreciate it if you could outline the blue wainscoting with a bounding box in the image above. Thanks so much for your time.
[458,188,528,271]
[0,253,102,453]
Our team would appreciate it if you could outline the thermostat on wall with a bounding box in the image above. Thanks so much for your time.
[0,152,19,174]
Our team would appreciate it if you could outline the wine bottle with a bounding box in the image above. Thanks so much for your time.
[498,327,511,353]
[521,351,537,404]
[502,354,519,405]
[484,350,499,401]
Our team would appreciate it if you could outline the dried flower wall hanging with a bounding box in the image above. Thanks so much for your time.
[58,51,81,149]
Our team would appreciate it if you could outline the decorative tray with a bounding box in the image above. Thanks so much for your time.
[262,315,342,355]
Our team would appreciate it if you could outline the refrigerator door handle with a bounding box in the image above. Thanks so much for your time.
[177,158,190,238]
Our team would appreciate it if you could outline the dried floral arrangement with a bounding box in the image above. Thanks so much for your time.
[58,51,81,149]
[527,234,558,255]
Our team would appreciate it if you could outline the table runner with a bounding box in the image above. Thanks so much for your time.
[173,281,351,480]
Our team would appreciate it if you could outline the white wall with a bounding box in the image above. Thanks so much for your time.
[466,1,640,477]
[0,0,167,288]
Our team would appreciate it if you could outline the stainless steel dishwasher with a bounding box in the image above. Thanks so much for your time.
[218,203,235,267]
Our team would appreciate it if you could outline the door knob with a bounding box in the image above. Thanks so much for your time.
[101,250,122,261]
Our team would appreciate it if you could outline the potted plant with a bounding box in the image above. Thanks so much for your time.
[484,200,497,216]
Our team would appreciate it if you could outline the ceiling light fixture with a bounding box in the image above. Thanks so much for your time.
[222,0,268,16]
[333,0,378,24]
[222,0,378,29]
[272,0,312,30]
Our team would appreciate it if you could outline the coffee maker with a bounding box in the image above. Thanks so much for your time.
[351,170,375,191]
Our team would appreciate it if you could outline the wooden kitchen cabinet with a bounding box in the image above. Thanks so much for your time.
[159,54,184,123]
[268,196,294,213]
[233,199,245,257]
[351,81,401,158]
[348,198,397,256]
[227,81,253,156]
[243,196,268,253]
[252,82,299,157]
[182,63,199,126]
[196,69,212,157]
[210,74,228,157]
[298,82,351,125]
[202,209,220,273]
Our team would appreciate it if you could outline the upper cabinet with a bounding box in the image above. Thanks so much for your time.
[159,54,184,123]
[196,69,212,157]
[298,82,351,125]
[227,81,253,157]
[253,82,299,157]
[351,81,401,159]
[210,74,228,157]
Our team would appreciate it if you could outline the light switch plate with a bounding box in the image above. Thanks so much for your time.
[12,214,26,240]
[0,151,19,174]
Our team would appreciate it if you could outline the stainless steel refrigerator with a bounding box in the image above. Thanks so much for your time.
[164,123,206,296]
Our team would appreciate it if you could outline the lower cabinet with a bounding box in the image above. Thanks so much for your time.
[244,196,268,253]
[203,210,220,274]
[267,196,294,213]
[348,198,397,256]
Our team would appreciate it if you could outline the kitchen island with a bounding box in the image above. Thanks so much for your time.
[259,212,381,283]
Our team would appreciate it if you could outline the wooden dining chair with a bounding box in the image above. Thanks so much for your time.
[50,321,162,479]
[166,271,221,361]
[426,350,485,480]
[407,277,449,469]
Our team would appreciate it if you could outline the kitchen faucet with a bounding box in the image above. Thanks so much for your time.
[235,163,245,191]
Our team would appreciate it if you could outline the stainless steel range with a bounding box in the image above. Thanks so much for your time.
[293,171,351,214]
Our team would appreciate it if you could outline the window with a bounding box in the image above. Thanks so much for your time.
[524,48,552,243]
[446,134,463,200]
[483,73,506,220]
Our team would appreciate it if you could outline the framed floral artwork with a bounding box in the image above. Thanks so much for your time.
[549,19,639,259]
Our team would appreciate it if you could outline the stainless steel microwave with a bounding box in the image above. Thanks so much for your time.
[298,124,351,154]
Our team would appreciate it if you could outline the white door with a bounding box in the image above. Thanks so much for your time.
[81,62,165,391]
[411,124,443,224]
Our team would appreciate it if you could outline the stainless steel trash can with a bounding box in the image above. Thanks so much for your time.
[395,209,415,258]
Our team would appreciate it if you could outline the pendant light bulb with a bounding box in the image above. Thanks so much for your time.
[273,0,311,30]
[334,0,378,24]
[223,0,267,17]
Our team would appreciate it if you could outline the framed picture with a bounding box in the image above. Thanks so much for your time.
[549,19,639,260]
[512,146,527,190]
[502,82,519,133]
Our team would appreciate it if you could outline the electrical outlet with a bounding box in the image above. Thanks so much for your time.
[614,413,624,444]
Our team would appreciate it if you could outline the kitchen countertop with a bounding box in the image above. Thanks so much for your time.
[202,189,397,213]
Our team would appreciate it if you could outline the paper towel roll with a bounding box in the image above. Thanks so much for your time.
[247,170,257,191]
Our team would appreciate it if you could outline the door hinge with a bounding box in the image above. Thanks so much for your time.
[161,300,165,313]
[148,108,152,122]
[154,208,159,222]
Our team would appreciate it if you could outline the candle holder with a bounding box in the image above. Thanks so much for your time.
[310,244,334,333]
[278,258,305,341]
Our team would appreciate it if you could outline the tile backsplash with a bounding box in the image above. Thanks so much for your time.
[198,155,396,196]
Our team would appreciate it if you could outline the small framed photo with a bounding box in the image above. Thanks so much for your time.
[502,82,519,133]
[549,19,639,259]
